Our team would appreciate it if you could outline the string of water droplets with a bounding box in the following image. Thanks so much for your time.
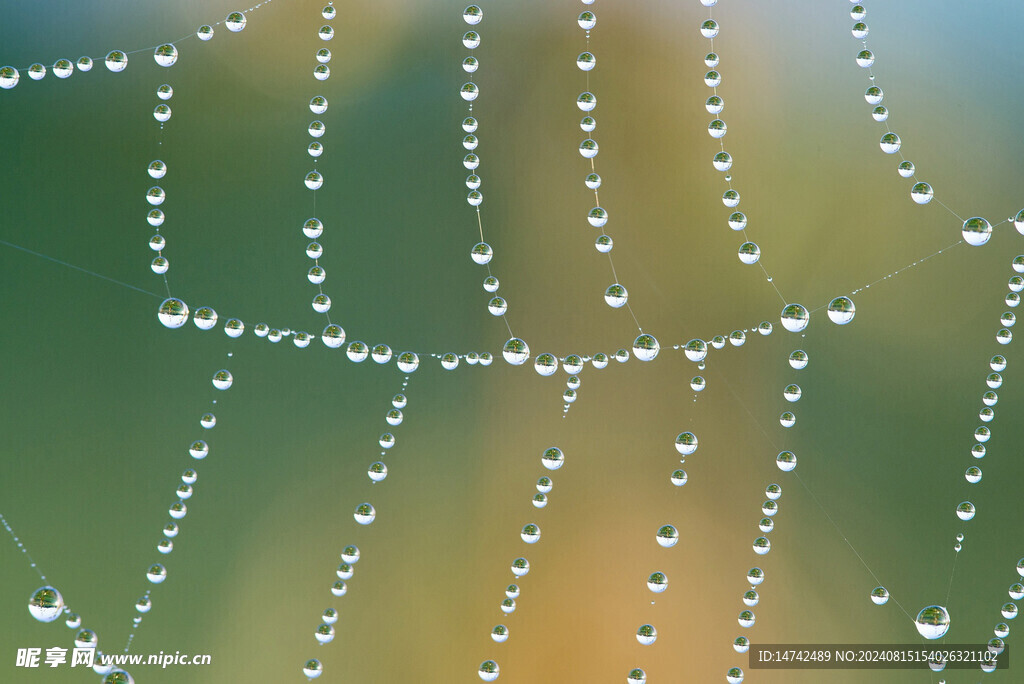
[842,0,1024,250]
[574,0,644,335]
[458,4,518,344]
[302,376,412,680]
[698,0,787,308]
[474,444,567,682]
[0,5,274,90]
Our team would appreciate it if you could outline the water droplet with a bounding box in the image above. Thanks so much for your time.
[154,44,178,67]
[962,217,992,246]
[105,50,127,72]
[28,587,64,622]
[158,298,189,328]
[780,304,809,332]
[225,12,247,32]
[915,606,951,639]
[656,525,679,548]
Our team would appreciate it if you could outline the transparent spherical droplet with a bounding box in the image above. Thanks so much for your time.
[367,461,388,482]
[656,524,679,548]
[28,587,64,622]
[353,503,376,525]
[579,139,599,158]
[462,117,479,134]
[763,501,779,517]
[193,307,218,330]
[705,70,721,87]
[776,451,797,472]
[872,106,888,122]
[541,447,564,470]
[997,328,1013,345]
[27,63,46,81]
[727,212,746,231]
[738,610,755,628]
[729,330,746,347]
[303,659,322,679]
[779,412,796,428]
[535,477,553,495]
[759,321,773,335]
[105,50,127,72]
[733,636,750,654]
[305,171,323,190]
[633,334,660,361]
[582,117,596,133]
[684,339,708,363]
[317,48,332,64]
[490,624,508,643]
[502,338,529,365]
[753,537,771,555]
[154,44,178,67]
[956,501,976,521]
[1003,312,1017,328]
[577,91,596,112]
[879,132,901,154]
[1003,603,1019,619]
[314,623,334,644]
[636,624,658,645]
[460,82,479,101]
[396,352,419,373]
[310,96,328,114]
[962,217,992,246]
[471,242,493,265]
[713,151,732,171]
[700,19,719,38]
[151,103,171,122]
[146,563,167,584]
[1011,277,1024,293]
[146,186,166,206]
[225,12,247,32]
[869,586,889,605]
[643,572,668,594]
[670,469,688,486]
[827,296,856,324]
[0,66,20,89]
[148,234,164,250]
[459,4,482,24]
[74,629,97,649]
[690,376,705,391]
[158,298,189,329]
[616,349,630,362]
[856,50,874,67]
[602,283,629,308]
[588,206,608,227]
[780,304,809,332]
[479,660,499,681]
[627,668,647,684]
[52,59,73,79]
[212,370,233,390]
[314,64,330,80]
[520,523,540,544]
[704,52,720,68]
[988,372,1002,389]
[463,31,480,49]
[578,11,596,29]
[592,353,609,369]
[864,86,883,105]
[147,161,167,181]
[675,433,700,456]
[738,242,760,264]
[309,120,326,137]
[484,296,508,316]
[595,234,613,253]
[195,24,214,40]
[991,354,1007,371]
[894,161,916,180]
[726,667,744,684]
[534,353,557,376]
[465,173,482,190]
[915,606,951,639]
[576,51,596,71]
[189,440,209,460]
[706,96,724,115]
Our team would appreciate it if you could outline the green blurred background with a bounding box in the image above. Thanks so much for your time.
[1,0,1024,682]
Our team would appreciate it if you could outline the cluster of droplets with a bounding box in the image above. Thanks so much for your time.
[123,354,235,658]
[0,4,273,92]
[974,555,1024,666]
[299,4,345,352]
[457,5,519,347]
[26,583,133,680]
[303,376,408,680]
[573,0,642,335]
[476,446,566,681]
[671,321,776,400]
[157,296,426,370]
[146,52,175,289]
[843,1,1009,247]
[940,256,1024,560]
[697,0,782,307]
